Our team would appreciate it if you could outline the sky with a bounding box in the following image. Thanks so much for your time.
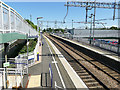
[2,0,120,29]
[2,0,120,2]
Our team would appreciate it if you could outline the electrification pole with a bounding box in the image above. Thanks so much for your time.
[89,14,93,45]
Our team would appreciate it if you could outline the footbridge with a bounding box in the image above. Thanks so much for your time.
[0,1,39,89]
[0,1,38,43]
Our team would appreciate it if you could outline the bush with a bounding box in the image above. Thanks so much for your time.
[19,38,37,54]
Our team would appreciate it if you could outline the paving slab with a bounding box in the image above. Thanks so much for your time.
[27,75,41,88]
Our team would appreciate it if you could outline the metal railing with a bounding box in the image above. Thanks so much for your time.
[0,1,38,36]
[0,68,24,88]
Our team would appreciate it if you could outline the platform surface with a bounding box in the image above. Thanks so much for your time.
[23,36,81,89]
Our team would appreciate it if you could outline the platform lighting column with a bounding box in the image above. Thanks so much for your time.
[37,17,43,32]
[37,17,43,41]
[72,20,73,29]
[93,0,96,45]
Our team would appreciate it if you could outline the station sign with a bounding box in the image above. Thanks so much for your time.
[3,62,10,67]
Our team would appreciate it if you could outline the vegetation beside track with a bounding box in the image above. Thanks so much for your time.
[19,38,37,54]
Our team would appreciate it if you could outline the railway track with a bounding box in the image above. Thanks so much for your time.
[46,34,120,89]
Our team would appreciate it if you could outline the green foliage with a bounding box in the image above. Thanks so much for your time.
[42,28,64,33]
[26,19,34,25]
[61,29,64,33]
[19,38,37,54]
[8,64,16,68]
[25,19,37,30]
[53,29,64,33]
[110,26,117,30]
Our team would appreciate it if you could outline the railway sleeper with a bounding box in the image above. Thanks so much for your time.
[110,74,120,77]
[83,79,97,83]
[77,71,87,74]
[75,70,85,73]
[86,82,99,85]
[71,66,85,71]
[83,78,95,81]
[101,67,110,69]
[109,72,119,75]
[104,70,116,73]
[74,68,85,71]
[78,73,89,76]
[116,77,120,79]
[86,82,101,87]
[88,86,104,88]
[80,75,92,79]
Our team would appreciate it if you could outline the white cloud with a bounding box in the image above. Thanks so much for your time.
[112,25,118,27]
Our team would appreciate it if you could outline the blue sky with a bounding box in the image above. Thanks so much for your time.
[4,1,119,29]
[2,0,120,2]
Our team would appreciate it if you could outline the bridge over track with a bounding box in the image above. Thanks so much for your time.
[0,1,38,43]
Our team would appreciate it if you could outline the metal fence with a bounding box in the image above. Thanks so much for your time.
[0,67,24,88]
[0,1,38,36]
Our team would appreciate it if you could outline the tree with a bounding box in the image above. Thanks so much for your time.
[110,26,117,30]
[25,19,37,31]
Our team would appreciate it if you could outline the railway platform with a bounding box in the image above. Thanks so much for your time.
[23,35,88,89]
[51,34,120,72]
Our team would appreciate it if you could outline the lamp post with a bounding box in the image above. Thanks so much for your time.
[89,14,93,45]
[37,17,43,32]
[37,17,43,40]
[72,20,73,29]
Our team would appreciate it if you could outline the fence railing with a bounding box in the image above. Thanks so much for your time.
[0,1,38,36]
[0,68,24,88]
